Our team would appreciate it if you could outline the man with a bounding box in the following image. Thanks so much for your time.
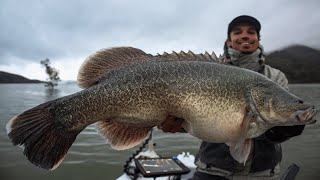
[159,15,305,179]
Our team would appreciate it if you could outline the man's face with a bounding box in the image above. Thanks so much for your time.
[227,24,259,53]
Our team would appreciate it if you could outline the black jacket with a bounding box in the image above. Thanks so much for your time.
[197,124,304,173]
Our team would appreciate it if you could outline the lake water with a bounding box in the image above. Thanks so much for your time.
[0,83,319,180]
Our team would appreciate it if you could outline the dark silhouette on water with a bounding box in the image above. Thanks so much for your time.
[40,58,61,89]
[45,88,61,101]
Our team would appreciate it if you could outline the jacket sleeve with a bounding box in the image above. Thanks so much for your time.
[263,65,289,90]
[257,65,305,143]
[263,125,305,143]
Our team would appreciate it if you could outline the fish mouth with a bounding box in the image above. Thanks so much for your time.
[296,106,317,124]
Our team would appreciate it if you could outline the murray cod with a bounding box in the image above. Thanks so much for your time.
[6,47,317,170]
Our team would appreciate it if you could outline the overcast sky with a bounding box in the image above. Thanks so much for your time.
[1,0,319,80]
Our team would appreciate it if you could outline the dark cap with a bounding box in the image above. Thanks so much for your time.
[227,15,261,36]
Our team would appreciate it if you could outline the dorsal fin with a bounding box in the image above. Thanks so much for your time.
[154,50,219,62]
[77,47,151,89]
[77,47,220,88]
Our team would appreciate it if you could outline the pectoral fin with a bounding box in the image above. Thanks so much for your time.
[96,120,152,150]
[226,139,252,164]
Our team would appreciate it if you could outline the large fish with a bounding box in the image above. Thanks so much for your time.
[6,47,317,170]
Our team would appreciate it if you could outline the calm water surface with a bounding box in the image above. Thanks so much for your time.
[0,83,319,180]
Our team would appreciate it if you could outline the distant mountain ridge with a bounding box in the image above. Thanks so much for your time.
[265,44,320,83]
[0,71,45,83]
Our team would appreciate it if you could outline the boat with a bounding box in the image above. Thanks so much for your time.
[117,129,196,180]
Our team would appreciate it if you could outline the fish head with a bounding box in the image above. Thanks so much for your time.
[249,82,317,126]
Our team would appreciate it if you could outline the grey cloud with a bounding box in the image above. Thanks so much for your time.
[1,0,320,65]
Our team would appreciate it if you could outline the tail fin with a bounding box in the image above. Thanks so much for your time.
[6,100,81,170]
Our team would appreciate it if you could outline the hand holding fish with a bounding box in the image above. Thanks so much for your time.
[157,115,184,133]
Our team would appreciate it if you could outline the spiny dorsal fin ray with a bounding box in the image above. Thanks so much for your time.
[77,47,151,89]
[172,51,179,58]
[154,50,219,62]
[187,50,196,58]
[204,51,213,60]
[210,51,218,61]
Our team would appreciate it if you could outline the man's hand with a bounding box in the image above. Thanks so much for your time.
[157,115,185,133]
[264,125,305,143]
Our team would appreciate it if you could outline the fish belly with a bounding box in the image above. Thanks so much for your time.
[182,110,246,143]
